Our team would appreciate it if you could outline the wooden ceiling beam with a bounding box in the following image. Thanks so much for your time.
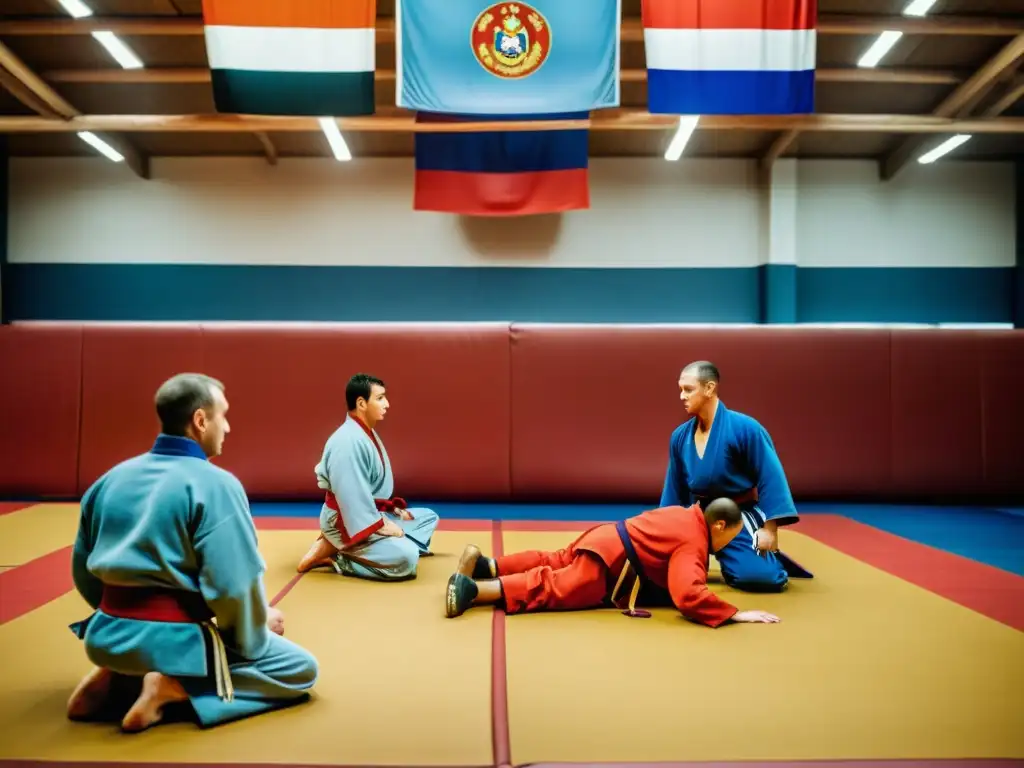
[3,14,1023,39]
[0,40,149,179]
[985,76,1024,116]
[38,67,967,86]
[880,34,1024,180]
[0,41,76,118]
[1,111,1022,135]
[759,130,801,169]
[254,131,277,165]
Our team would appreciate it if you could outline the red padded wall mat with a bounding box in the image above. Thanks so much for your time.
[200,323,511,500]
[77,325,205,493]
[0,325,83,497]
[980,331,1024,496]
[889,330,985,498]
[508,325,894,501]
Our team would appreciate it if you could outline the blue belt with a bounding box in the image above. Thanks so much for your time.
[612,520,652,618]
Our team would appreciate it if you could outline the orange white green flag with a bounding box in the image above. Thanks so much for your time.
[202,0,377,116]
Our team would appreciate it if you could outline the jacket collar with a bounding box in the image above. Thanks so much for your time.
[151,434,208,460]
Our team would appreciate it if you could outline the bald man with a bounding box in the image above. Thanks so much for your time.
[445,499,780,627]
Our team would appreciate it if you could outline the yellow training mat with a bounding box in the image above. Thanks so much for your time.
[502,529,1024,764]
[0,528,493,765]
[0,502,81,566]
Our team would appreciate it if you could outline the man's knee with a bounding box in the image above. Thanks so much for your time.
[391,540,421,577]
[261,635,320,689]
[411,507,439,530]
[294,647,319,688]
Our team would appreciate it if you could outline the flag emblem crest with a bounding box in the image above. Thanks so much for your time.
[471,3,551,79]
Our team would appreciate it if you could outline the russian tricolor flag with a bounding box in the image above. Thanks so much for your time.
[413,113,590,217]
[643,0,817,115]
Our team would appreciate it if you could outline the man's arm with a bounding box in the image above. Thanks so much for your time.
[741,421,798,528]
[192,474,271,659]
[71,479,104,610]
[666,542,738,627]
[659,427,689,507]
[667,544,781,626]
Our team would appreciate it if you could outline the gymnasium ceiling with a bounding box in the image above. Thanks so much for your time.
[0,0,1022,180]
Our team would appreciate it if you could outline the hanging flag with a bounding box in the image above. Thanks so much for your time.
[395,0,620,115]
[413,112,590,217]
[202,0,376,116]
[642,0,817,115]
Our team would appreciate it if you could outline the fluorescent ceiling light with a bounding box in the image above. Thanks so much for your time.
[91,31,144,69]
[858,31,903,68]
[319,117,352,161]
[903,0,938,16]
[917,134,972,164]
[55,0,93,17]
[77,131,125,162]
[664,116,700,161]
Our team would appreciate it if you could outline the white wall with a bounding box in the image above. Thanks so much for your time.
[795,160,1015,268]
[7,155,1015,271]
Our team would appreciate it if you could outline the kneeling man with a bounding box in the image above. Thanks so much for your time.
[298,373,439,580]
[67,373,318,732]
[446,499,779,627]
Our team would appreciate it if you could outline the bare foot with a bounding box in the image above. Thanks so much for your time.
[67,666,115,720]
[297,534,338,573]
[121,672,189,733]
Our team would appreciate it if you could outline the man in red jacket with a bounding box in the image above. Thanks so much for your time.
[445,498,780,627]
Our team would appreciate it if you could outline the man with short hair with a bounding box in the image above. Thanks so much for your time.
[297,373,440,580]
[444,499,780,627]
[66,373,319,733]
[660,360,813,593]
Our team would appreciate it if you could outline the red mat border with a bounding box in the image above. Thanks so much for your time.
[0,545,74,624]
[491,521,511,768]
[0,502,37,516]
[793,514,1024,632]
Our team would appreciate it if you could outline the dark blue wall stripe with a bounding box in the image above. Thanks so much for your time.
[798,266,1014,324]
[761,264,797,324]
[3,263,1014,324]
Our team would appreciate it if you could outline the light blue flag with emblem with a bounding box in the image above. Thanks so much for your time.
[395,0,621,114]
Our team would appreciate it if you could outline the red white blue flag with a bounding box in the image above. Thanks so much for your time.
[642,0,817,115]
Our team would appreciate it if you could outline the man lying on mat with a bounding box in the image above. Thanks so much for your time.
[660,360,813,593]
[444,498,780,627]
[66,373,318,732]
[297,373,440,581]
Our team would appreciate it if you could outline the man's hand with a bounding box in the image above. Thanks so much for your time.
[379,518,405,537]
[732,610,780,623]
[267,606,285,635]
[755,526,778,553]
[396,508,414,521]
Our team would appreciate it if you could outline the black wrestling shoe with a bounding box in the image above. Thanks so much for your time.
[445,573,479,618]
[472,554,497,579]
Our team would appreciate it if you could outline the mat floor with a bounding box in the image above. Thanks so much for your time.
[0,501,1022,768]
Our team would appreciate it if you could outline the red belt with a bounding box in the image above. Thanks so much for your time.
[324,491,407,514]
[99,585,214,624]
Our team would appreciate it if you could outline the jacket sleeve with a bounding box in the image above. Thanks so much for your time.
[738,418,798,524]
[666,542,738,628]
[192,473,271,660]
[71,477,105,610]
